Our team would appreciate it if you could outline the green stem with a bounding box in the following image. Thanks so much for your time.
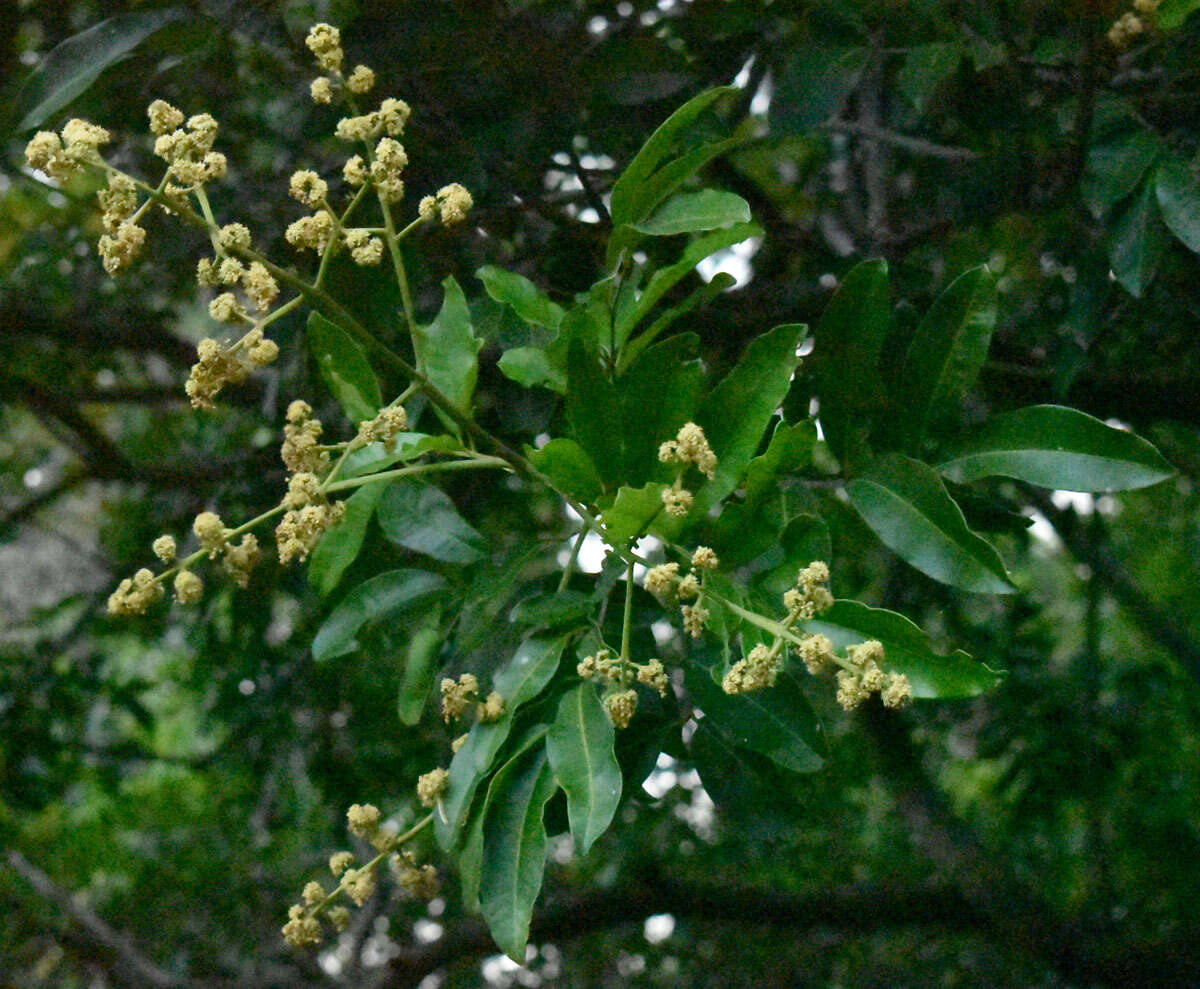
[557,523,590,592]
[311,812,435,915]
[620,560,635,670]
[323,455,509,494]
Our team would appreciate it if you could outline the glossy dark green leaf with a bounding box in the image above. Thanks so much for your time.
[808,599,1002,698]
[397,613,443,725]
[847,454,1014,594]
[1082,130,1162,218]
[567,336,623,487]
[477,265,565,330]
[1108,180,1168,298]
[377,481,484,564]
[617,273,734,374]
[935,405,1174,491]
[546,684,622,854]
[617,333,704,486]
[631,190,751,236]
[307,312,382,424]
[437,637,566,849]
[814,259,891,464]
[307,480,387,597]
[413,276,484,415]
[684,662,826,773]
[311,569,447,661]
[16,9,190,131]
[896,266,996,448]
[1155,155,1200,254]
[529,439,604,504]
[602,483,666,544]
[479,746,557,963]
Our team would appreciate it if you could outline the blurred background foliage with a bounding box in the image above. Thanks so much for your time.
[2,0,1200,985]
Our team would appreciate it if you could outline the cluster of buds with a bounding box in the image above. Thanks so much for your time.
[281,401,331,474]
[357,404,409,450]
[643,545,720,640]
[577,647,670,729]
[184,327,279,410]
[149,102,226,191]
[276,471,345,566]
[304,23,377,104]
[283,803,438,948]
[439,673,505,725]
[658,422,717,518]
[832,640,912,711]
[25,117,110,183]
[1108,0,1158,46]
[417,183,475,227]
[193,511,261,587]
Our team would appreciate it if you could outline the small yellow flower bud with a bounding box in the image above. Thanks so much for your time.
[346,802,381,838]
[173,570,203,604]
[152,535,177,562]
[416,767,449,808]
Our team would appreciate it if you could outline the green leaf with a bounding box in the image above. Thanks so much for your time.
[546,684,622,854]
[529,439,604,504]
[814,259,891,464]
[602,483,666,544]
[477,265,565,330]
[751,513,832,601]
[377,481,484,564]
[341,433,462,479]
[413,276,484,416]
[509,590,593,630]
[615,223,761,351]
[397,613,443,725]
[846,454,1014,593]
[689,323,807,521]
[1159,0,1200,29]
[437,636,566,850]
[1108,179,1168,298]
[307,312,382,424]
[311,569,447,661]
[895,266,996,449]
[497,345,568,394]
[1082,130,1162,219]
[610,86,736,229]
[1155,155,1200,254]
[566,336,623,487]
[809,600,1002,698]
[307,480,387,597]
[684,662,825,774]
[631,190,751,236]
[15,9,191,131]
[479,747,558,963]
[936,405,1174,491]
[617,273,734,374]
[617,333,704,486]
[899,43,964,112]
[772,46,868,132]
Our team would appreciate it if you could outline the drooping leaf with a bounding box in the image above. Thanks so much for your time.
[529,439,604,504]
[808,600,1002,698]
[307,480,388,597]
[311,569,447,661]
[307,312,382,424]
[1082,130,1162,219]
[397,612,443,725]
[684,661,826,773]
[895,266,996,449]
[477,265,565,331]
[1108,179,1168,297]
[15,9,191,131]
[935,405,1174,491]
[377,481,484,565]
[630,190,751,236]
[546,684,622,854]
[846,454,1014,593]
[479,747,558,963]
[413,276,484,416]
[814,259,891,464]
[1155,155,1200,254]
[437,637,566,849]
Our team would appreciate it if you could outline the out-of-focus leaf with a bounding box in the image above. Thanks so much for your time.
[1108,179,1168,297]
[377,481,484,564]
[497,345,568,394]
[936,405,1174,491]
[509,590,593,630]
[477,266,565,331]
[567,336,623,487]
[1082,130,1162,218]
[617,334,704,486]
[1155,155,1200,254]
[847,454,1014,594]
[602,483,666,544]
[311,569,447,661]
[397,613,443,725]
[631,190,751,236]
[808,600,1002,698]
[898,43,964,112]
[773,46,867,132]
[307,312,382,424]
[1158,0,1200,29]
[15,9,191,131]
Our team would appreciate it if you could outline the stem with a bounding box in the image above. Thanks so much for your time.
[557,523,590,592]
[323,455,509,494]
[620,560,635,674]
[312,812,435,915]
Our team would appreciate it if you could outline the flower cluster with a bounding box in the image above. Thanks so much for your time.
[283,803,438,948]
[577,647,669,729]
[357,404,409,449]
[658,421,717,518]
[643,545,719,640]
[25,118,110,182]
[1108,0,1158,46]
[418,183,475,227]
[276,469,345,567]
[150,102,226,191]
[833,640,913,711]
[440,673,505,725]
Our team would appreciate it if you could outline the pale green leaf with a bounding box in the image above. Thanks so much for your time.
[546,684,622,854]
